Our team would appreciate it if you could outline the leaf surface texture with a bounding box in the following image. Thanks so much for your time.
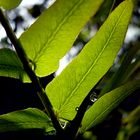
[20,0,103,77]
[0,0,21,9]
[46,0,133,121]
[0,108,54,133]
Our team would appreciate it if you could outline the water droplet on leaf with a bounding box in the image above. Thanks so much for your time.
[90,92,98,103]
[60,122,67,129]
[75,107,79,111]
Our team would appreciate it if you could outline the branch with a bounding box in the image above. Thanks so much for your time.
[0,8,63,134]
[65,80,101,139]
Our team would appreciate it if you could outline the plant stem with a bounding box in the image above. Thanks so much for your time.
[0,8,63,133]
[65,80,101,139]
[65,88,95,139]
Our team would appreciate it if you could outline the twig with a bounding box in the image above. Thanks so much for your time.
[0,8,63,134]
[65,79,101,139]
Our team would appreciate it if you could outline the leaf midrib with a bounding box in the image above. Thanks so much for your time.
[83,86,137,132]
[33,0,85,63]
[59,4,127,113]
[0,121,52,131]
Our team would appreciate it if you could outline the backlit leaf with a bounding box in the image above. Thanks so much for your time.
[20,0,103,77]
[101,42,140,95]
[46,0,133,121]
[0,0,22,10]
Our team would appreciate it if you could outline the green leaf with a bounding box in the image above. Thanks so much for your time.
[80,80,140,133]
[0,48,29,82]
[0,108,54,133]
[46,0,133,121]
[101,42,140,95]
[20,0,103,77]
[0,0,22,10]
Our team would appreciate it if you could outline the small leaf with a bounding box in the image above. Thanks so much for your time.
[80,80,140,133]
[46,0,133,121]
[20,0,103,77]
[0,0,22,10]
[0,48,29,82]
[0,108,54,133]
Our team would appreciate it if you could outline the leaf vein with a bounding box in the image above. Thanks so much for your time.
[60,3,127,112]
[84,87,136,131]
[33,0,85,63]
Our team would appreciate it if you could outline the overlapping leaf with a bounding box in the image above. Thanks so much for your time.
[0,0,21,10]
[46,0,133,121]
[20,0,103,78]
[0,48,29,81]
[0,108,54,133]
[80,80,140,133]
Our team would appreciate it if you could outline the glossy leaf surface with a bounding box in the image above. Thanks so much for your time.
[46,0,133,121]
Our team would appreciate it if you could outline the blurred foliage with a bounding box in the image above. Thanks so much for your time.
[0,0,140,139]
[116,106,140,140]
